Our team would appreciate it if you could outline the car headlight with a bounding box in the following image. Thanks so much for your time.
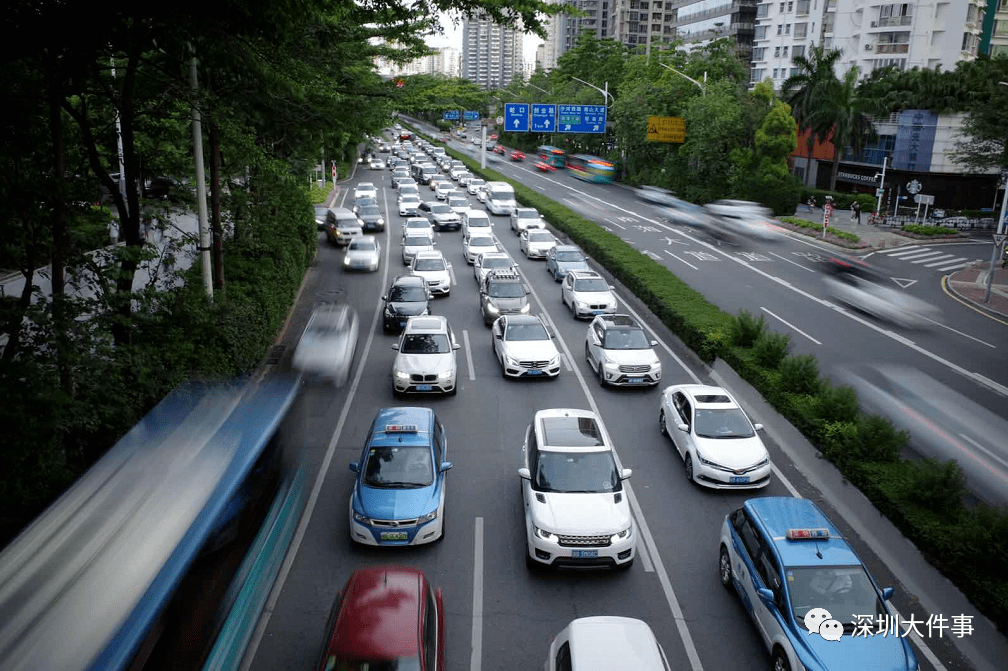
[437,369,453,380]
[548,355,560,366]
[377,217,384,225]
[520,303,530,314]
[505,355,520,367]
[353,510,372,525]
[394,370,410,381]
[611,526,632,542]
[485,303,500,316]
[385,305,395,316]
[756,456,770,467]
[697,452,730,471]
[418,509,438,524]
[343,256,351,265]
[534,525,557,542]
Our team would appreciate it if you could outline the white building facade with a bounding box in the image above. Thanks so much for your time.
[462,14,524,89]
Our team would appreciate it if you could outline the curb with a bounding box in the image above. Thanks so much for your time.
[942,274,1008,321]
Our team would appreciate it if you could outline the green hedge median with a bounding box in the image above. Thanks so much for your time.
[406,123,1008,634]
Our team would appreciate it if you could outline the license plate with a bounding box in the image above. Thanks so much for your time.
[572,549,598,559]
[730,476,750,484]
[417,384,432,391]
[380,531,408,541]
[527,370,543,376]
[627,377,645,384]
[594,310,604,315]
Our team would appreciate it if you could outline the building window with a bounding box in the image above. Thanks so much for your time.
[777,23,783,34]
[793,44,805,58]
[779,1,785,10]
[774,45,781,56]
[773,68,779,78]
[995,19,1008,37]
[785,23,791,33]
[757,3,769,18]
[783,45,789,56]
[755,25,769,38]
[788,1,794,10]
[791,67,799,75]
[752,46,766,60]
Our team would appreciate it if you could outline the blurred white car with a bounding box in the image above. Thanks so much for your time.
[435,181,457,200]
[510,207,545,235]
[462,209,493,239]
[368,158,385,170]
[519,228,556,259]
[292,304,359,386]
[343,236,381,272]
[448,195,469,215]
[467,178,486,196]
[402,216,434,240]
[821,255,940,328]
[399,195,422,217]
[354,182,378,200]
[410,250,452,296]
[462,233,499,265]
[402,232,436,265]
[546,617,670,670]
[473,251,516,285]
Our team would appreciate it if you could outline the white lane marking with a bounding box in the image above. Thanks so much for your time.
[606,219,627,230]
[470,517,484,671]
[449,263,457,286]
[638,536,656,573]
[462,330,477,380]
[862,251,878,258]
[913,314,996,348]
[518,267,705,671]
[770,463,801,498]
[901,251,945,263]
[664,249,699,270]
[923,256,965,268]
[561,352,573,371]
[769,251,814,272]
[891,250,940,261]
[958,432,1008,471]
[760,307,822,345]
[911,253,953,265]
[890,604,950,671]
[241,195,394,671]
[935,260,970,271]
[612,292,701,384]
[885,247,931,257]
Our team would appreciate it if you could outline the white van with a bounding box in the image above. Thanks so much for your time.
[485,181,517,216]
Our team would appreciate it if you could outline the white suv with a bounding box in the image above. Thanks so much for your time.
[391,316,459,396]
[518,408,635,569]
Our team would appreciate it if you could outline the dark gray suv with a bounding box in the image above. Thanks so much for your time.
[479,270,530,326]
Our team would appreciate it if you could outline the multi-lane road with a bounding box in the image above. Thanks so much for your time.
[241,129,1006,671]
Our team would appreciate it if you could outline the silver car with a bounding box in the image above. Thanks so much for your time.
[402,231,435,265]
[462,233,499,265]
[427,203,461,232]
[292,303,359,386]
[411,250,452,296]
[467,178,486,196]
[399,195,422,217]
[391,315,459,396]
[510,207,546,235]
[473,251,516,285]
[402,217,434,240]
[584,314,661,387]
[520,229,556,259]
[448,195,469,215]
[344,236,381,272]
[491,314,561,379]
[462,210,493,239]
[561,270,617,318]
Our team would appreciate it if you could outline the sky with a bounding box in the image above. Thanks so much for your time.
[427,11,544,70]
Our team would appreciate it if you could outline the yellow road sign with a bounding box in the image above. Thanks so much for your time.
[646,116,686,143]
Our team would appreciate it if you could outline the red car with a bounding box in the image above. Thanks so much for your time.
[317,566,445,671]
[489,134,498,141]
[535,160,556,172]
[510,150,526,162]
[493,145,506,155]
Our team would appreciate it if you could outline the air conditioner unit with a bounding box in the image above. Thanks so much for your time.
[871,20,877,27]
[865,43,873,50]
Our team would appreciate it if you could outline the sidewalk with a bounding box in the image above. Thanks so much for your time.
[945,261,1008,318]
[790,205,914,250]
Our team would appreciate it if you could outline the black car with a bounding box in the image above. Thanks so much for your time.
[382,276,433,333]
[144,176,182,201]
[353,196,377,215]
[357,205,386,232]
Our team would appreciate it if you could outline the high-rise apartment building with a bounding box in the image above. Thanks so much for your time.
[462,14,524,89]
[609,0,758,58]
[982,0,1008,55]
[545,0,612,69]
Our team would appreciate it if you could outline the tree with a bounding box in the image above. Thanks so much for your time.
[951,59,1008,172]
[815,66,877,192]
[781,46,842,187]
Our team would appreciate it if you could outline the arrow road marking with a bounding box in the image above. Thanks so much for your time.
[891,277,917,289]
[642,249,661,261]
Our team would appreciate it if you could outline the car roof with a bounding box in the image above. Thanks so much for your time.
[391,275,426,288]
[466,210,490,219]
[565,617,664,671]
[534,408,609,453]
[478,252,510,263]
[676,384,737,407]
[328,566,425,661]
[554,245,582,253]
[568,270,601,280]
[368,407,434,447]
[486,269,521,282]
[357,182,375,188]
[405,217,430,224]
[597,314,639,329]
[744,497,860,568]
[515,207,537,214]
[413,250,444,261]
[404,315,448,334]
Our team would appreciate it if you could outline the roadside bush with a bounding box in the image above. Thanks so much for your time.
[907,459,966,515]
[856,414,907,463]
[819,421,861,467]
[902,224,958,236]
[778,354,822,395]
[732,310,767,347]
[752,330,790,368]
[816,383,860,425]
[780,217,862,243]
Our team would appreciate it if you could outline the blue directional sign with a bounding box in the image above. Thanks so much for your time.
[504,103,530,132]
[557,104,607,134]
[442,110,460,121]
[530,104,557,133]
[463,110,480,121]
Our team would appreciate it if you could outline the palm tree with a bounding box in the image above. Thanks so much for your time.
[814,65,878,192]
[781,46,842,187]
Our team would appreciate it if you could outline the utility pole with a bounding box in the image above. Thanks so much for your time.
[875,156,887,219]
[111,57,128,217]
[190,55,213,300]
[984,170,1008,302]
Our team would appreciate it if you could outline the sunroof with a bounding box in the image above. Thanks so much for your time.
[694,394,731,404]
[541,416,604,447]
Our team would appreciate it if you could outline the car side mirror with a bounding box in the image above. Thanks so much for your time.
[381,294,387,301]
[523,285,531,294]
[518,467,531,480]
[650,340,658,347]
[453,343,461,350]
[757,588,775,607]
[390,343,399,350]
[440,461,453,472]
[494,332,503,339]
[609,285,615,291]
[349,461,359,473]
[754,423,763,431]
[882,587,894,601]
[677,422,689,432]
[620,468,632,480]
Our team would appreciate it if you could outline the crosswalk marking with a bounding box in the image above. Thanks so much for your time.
[884,247,930,257]
[935,260,970,271]
[894,249,943,261]
[923,256,965,267]
[910,252,951,264]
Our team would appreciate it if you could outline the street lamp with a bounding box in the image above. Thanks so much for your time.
[527,83,550,96]
[570,76,615,108]
[658,62,706,97]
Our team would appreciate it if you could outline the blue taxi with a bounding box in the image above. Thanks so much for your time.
[349,407,452,545]
[719,497,919,671]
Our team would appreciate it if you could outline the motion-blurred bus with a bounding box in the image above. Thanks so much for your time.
[566,154,615,183]
[0,376,306,671]
[536,145,567,169]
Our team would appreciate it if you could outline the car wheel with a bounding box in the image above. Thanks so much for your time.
[684,453,694,483]
[584,342,592,366]
[597,359,606,386]
[719,545,732,588]
[659,409,668,436]
[771,649,791,671]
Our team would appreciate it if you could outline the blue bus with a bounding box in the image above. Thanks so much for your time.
[0,376,306,671]
[536,145,567,169]
[566,154,615,183]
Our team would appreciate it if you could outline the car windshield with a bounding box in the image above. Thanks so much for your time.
[389,285,427,302]
[603,328,651,350]
[360,206,381,217]
[788,566,884,633]
[468,217,489,227]
[490,190,512,199]
[331,656,421,671]
[405,236,431,247]
[556,251,584,262]
[305,312,349,338]
[413,258,444,272]
[483,257,511,269]
[574,278,608,292]
[517,210,537,219]
[348,240,375,251]
[533,450,621,493]
[361,445,433,488]
[693,408,756,439]
[471,180,485,187]
[505,322,548,341]
[449,198,466,207]
[470,237,494,247]
[401,333,451,354]
[528,231,553,242]
[338,220,360,230]
[489,282,524,298]
[355,198,376,207]
[430,204,450,213]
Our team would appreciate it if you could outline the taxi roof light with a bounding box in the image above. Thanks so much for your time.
[786,528,830,540]
[385,424,419,433]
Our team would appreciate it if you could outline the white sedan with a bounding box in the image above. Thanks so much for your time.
[519,229,556,259]
[402,217,434,240]
[658,384,771,489]
[354,182,378,200]
[399,195,422,217]
[447,195,469,215]
[343,236,381,272]
[462,233,498,265]
[467,178,486,196]
[561,270,617,319]
[402,232,435,266]
[368,158,385,170]
[434,181,457,200]
[491,315,561,378]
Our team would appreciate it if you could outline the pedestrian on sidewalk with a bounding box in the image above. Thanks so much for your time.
[851,200,861,225]
[108,219,119,245]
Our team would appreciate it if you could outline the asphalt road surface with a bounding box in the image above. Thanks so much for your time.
[242,132,1002,671]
